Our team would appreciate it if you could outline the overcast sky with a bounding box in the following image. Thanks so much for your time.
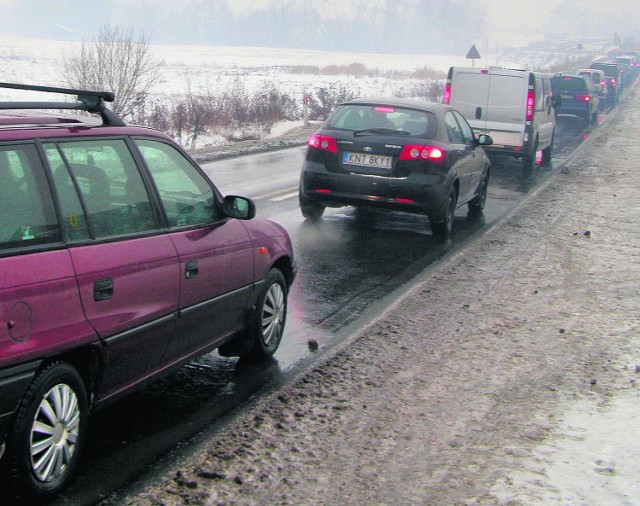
[0,0,639,52]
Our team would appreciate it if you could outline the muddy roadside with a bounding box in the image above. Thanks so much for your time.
[116,91,640,505]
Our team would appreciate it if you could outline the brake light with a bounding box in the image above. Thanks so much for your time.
[374,106,395,113]
[611,79,616,88]
[443,83,451,104]
[575,94,590,102]
[308,134,337,153]
[399,145,444,161]
[526,90,534,121]
[601,80,606,88]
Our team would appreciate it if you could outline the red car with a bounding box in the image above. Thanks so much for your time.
[0,82,295,500]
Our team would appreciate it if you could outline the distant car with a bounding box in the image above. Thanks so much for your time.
[299,97,493,239]
[576,68,607,110]
[552,75,599,125]
[615,56,636,86]
[0,82,296,501]
[590,62,624,100]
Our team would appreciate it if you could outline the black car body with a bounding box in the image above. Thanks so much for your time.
[299,98,492,238]
[551,75,599,124]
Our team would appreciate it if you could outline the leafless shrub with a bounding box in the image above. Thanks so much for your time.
[63,24,162,122]
[307,84,359,120]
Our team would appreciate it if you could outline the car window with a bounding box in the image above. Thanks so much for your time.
[444,111,464,143]
[0,144,60,251]
[44,139,157,240]
[552,77,587,94]
[327,105,437,138]
[134,139,218,227]
[534,76,544,109]
[452,110,475,143]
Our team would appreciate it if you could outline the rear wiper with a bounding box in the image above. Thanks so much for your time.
[353,128,409,136]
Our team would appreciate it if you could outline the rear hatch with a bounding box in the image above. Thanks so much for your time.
[448,68,526,148]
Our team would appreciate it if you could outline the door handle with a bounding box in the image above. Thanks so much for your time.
[185,259,199,279]
[475,106,482,119]
[93,278,114,301]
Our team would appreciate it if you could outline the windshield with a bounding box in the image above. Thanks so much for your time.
[327,105,437,139]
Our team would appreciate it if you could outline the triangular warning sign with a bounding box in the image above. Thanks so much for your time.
[466,44,481,59]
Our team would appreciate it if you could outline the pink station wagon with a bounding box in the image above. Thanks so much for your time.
[0,83,295,501]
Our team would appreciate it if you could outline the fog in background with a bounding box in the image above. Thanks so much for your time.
[1,0,639,53]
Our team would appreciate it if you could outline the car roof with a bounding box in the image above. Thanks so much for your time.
[340,97,446,113]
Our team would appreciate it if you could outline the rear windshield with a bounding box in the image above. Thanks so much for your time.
[327,104,437,139]
[616,57,631,66]
[552,77,588,94]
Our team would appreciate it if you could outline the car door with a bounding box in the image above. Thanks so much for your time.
[43,139,181,402]
[133,138,255,366]
[452,110,484,197]
[444,111,475,203]
[0,144,96,370]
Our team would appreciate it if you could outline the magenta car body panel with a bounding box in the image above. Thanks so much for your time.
[0,83,296,499]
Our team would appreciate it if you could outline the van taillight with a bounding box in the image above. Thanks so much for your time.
[443,83,451,104]
[526,90,534,121]
[576,95,590,102]
[308,134,337,153]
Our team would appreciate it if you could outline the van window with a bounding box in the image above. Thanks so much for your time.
[0,144,60,251]
[535,77,544,110]
[488,75,524,107]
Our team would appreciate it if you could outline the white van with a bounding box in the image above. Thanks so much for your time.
[444,67,556,173]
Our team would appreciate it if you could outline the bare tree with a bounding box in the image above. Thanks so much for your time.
[63,24,162,121]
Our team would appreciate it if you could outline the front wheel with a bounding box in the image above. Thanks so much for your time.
[5,362,88,502]
[246,268,288,361]
[468,171,489,214]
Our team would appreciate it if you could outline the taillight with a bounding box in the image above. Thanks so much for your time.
[399,145,444,161]
[308,134,337,153]
[443,83,451,104]
[575,94,590,102]
[526,90,534,121]
[611,79,616,88]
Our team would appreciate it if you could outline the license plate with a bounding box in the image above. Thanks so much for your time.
[343,152,392,169]
[561,94,574,99]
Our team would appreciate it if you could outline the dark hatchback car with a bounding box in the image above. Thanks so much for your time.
[299,98,492,238]
[590,62,623,102]
[0,83,295,501]
[551,75,599,125]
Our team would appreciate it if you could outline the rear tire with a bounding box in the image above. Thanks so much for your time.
[5,362,87,502]
[431,188,456,241]
[522,140,538,176]
[300,197,325,222]
[541,136,553,166]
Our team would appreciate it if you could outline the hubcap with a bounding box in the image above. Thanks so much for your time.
[30,383,80,483]
[262,283,285,346]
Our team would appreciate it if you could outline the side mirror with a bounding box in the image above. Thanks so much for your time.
[477,134,493,146]
[222,195,256,220]
[552,95,562,107]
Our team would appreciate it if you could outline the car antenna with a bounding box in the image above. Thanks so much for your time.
[0,82,126,126]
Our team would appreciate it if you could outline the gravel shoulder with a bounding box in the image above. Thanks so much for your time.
[124,91,640,505]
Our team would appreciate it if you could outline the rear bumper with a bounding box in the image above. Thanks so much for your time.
[300,161,450,216]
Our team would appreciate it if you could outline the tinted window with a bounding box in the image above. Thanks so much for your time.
[551,77,588,94]
[327,105,437,139]
[0,144,60,251]
[452,111,475,143]
[134,139,218,227]
[444,111,464,143]
[44,139,157,240]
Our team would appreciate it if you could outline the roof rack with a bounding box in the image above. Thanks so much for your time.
[0,82,126,127]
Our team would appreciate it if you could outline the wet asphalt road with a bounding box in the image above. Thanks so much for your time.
[50,114,598,505]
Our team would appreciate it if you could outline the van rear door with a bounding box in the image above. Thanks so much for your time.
[483,71,527,148]
[447,68,490,132]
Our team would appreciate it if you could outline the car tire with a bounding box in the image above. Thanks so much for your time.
[468,170,489,214]
[5,362,87,502]
[299,192,325,222]
[541,135,554,166]
[245,268,288,361]
[431,188,456,240]
[522,137,538,176]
